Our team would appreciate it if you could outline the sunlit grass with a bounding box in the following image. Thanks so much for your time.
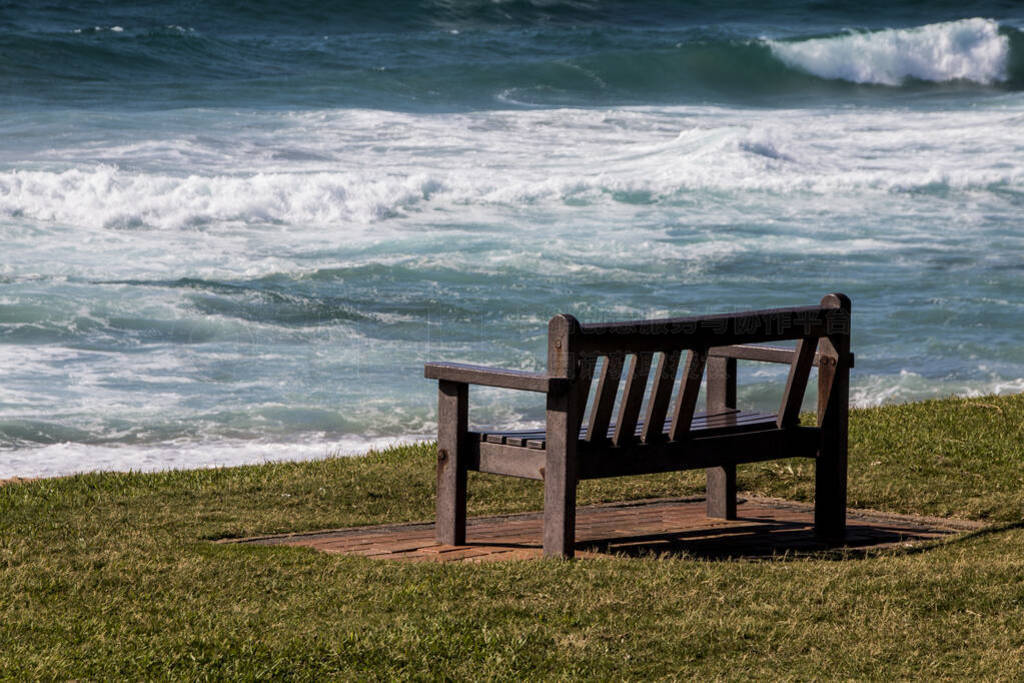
[1,393,1022,678]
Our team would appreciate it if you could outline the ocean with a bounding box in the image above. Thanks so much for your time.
[1,0,1022,478]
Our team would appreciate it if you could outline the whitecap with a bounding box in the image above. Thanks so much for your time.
[767,18,1010,86]
[0,436,424,480]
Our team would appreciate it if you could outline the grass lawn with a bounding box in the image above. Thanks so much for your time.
[2,393,1023,678]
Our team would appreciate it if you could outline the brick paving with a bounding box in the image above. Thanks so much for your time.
[228,496,981,562]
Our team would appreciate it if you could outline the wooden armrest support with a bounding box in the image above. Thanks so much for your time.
[709,344,855,369]
[424,362,568,394]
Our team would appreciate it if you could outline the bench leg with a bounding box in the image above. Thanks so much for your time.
[706,465,737,519]
[815,422,847,539]
[436,380,467,546]
[814,339,848,540]
[543,391,577,559]
[705,356,737,520]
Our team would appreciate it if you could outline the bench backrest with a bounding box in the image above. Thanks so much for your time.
[548,293,851,445]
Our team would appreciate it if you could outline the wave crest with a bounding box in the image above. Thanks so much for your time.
[0,166,445,229]
[2,102,1022,231]
[767,18,1010,86]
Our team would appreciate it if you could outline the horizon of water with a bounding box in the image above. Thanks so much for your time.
[2,1,1023,478]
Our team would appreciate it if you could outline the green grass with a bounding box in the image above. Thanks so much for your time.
[2,393,1023,678]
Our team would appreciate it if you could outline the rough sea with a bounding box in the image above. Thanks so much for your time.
[2,1,1022,478]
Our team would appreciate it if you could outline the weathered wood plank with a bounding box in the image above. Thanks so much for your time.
[706,464,737,519]
[476,409,774,449]
[613,353,652,446]
[547,313,580,379]
[475,441,546,480]
[669,348,708,441]
[641,350,680,443]
[710,344,798,365]
[692,413,776,437]
[776,336,819,428]
[425,362,567,393]
[814,293,851,540]
[571,356,597,442]
[577,427,821,480]
[504,435,537,447]
[586,354,624,445]
[435,380,467,545]
[544,382,580,559]
[709,344,854,369]
[705,355,738,520]
[706,356,737,413]
[576,305,849,354]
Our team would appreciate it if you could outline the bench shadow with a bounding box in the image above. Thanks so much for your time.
[574,515,971,561]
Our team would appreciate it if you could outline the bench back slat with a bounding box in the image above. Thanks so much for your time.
[817,342,843,426]
[612,352,653,446]
[570,356,597,442]
[776,337,818,428]
[641,350,681,444]
[669,348,709,441]
[586,353,624,444]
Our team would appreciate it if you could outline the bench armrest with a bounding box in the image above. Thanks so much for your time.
[424,362,568,394]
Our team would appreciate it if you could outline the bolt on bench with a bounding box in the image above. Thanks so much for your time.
[425,293,852,559]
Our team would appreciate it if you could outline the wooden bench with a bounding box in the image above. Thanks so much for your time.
[424,293,852,558]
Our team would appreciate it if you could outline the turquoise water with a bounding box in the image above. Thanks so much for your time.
[1,1,1023,477]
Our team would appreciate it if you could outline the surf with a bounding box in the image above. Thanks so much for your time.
[767,18,1013,86]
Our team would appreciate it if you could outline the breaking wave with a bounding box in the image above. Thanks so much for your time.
[0,167,446,229]
[2,129,1020,230]
[768,18,1013,86]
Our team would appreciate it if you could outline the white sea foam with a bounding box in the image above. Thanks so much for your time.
[2,104,1021,233]
[851,371,1024,408]
[0,166,445,229]
[768,18,1010,85]
[0,436,422,480]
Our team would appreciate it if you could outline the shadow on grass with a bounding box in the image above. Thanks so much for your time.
[580,515,1011,563]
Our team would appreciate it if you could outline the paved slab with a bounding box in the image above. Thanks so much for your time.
[227,496,981,562]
